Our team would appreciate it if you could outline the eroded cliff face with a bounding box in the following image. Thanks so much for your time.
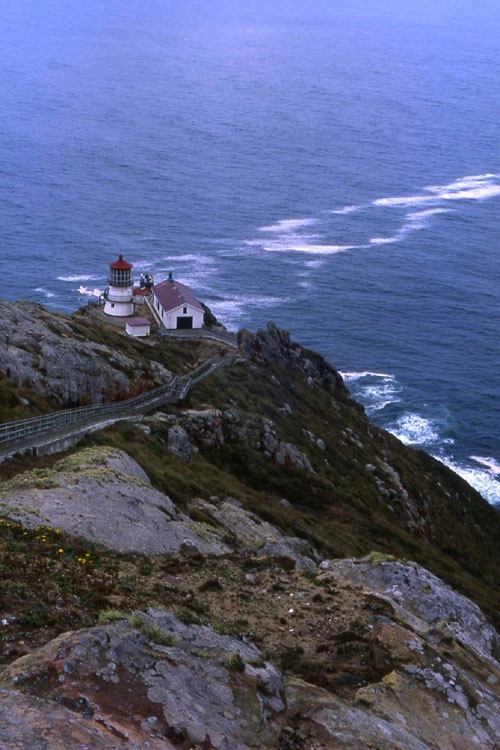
[0,299,172,406]
[238,322,352,403]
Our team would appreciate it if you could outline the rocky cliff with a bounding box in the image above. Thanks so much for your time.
[0,300,499,749]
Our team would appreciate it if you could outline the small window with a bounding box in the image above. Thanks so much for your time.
[183,306,188,314]
[111,303,115,308]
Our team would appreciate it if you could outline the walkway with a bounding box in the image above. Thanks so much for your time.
[0,354,235,461]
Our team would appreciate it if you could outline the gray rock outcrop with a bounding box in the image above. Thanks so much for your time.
[0,446,227,555]
[237,321,352,402]
[0,611,286,750]
[0,299,171,405]
[155,408,315,472]
[300,556,500,749]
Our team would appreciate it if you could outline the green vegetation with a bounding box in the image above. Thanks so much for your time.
[98,609,177,646]
[225,651,246,673]
[0,309,499,662]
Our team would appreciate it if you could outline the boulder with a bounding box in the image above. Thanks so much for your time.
[0,447,228,556]
[0,610,286,750]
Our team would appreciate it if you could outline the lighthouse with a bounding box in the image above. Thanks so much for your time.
[103,254,134,317]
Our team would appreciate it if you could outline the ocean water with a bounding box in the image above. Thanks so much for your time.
[1,1,499,503]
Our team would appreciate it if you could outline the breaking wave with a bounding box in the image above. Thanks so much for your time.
[57,274,100,282]
[342,369,499,505]
[250,172,500,256]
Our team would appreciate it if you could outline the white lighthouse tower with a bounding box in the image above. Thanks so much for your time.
[104,254,134,317]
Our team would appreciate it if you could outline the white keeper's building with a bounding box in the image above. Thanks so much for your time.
[152,273,204,330]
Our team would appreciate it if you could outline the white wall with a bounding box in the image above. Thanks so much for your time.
[153,295,204,330]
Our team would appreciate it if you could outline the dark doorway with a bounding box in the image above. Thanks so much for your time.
[177,316,193,329]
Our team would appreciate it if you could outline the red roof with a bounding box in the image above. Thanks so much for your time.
[132,286,150,297]
[109,254,133,270]
[153,278,203,313]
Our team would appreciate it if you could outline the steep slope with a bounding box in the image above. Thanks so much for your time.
[0,301,499,748]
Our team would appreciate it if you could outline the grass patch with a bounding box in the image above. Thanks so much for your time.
[98,609,177,646]
[225,651,245,672]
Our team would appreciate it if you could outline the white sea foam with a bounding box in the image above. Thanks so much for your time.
[425,173,497,193]
[57,274,99,282]
[369,236,399,246]
[373,194,437,208]
[388,414,441,446]
[342,371,401,415]
[34,287,55,298]
[440,185,500,201]
[78,286,103,297]
[471,456,500,475]
[207,293,285,329]
[437,457,500,505]
[259,218,317,232]
[367,399,401,414]
[363,383,400,401]
[285,243,356,254]
[331,205,361,215]
[341,371,395,381]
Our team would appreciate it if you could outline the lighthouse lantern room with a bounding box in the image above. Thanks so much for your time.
[104,254,135,317]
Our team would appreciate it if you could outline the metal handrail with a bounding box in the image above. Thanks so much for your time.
[0,377,183,447]
[0,352,234,455]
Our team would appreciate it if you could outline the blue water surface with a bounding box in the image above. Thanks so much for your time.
[1,0,499,501]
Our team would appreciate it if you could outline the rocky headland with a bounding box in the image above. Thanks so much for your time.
[0,299,499,749]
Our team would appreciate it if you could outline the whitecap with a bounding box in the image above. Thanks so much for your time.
[440,185,500,201]
[331,205,361,215]
[437,457,500,505]
[127,260,153,271]
[34,287,56,298]
[169,254,215,265]
[259,234,359,255]
[78,286,103,297]
[425,173,497,193]
[341,371,396,381]
[369,236,399,245]
[400,207,452,233]
[471,456,500,475]
[373,194,437,208]
[372,172,500,208]
[406,208,451,220]
[259,218,317,232]
[287,243,356,254]
[388,414,440,446]
[58,274,100,282]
